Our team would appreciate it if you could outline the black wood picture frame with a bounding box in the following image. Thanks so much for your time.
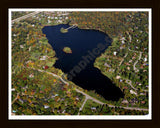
[0,0,159,128]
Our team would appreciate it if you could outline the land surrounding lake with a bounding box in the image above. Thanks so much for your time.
[42,24,124,101]
[11,11,149,116]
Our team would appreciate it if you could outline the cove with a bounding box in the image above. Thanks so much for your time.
[42,24,124,101]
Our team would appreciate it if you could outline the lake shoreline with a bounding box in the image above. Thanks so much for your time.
[42,24,124,101]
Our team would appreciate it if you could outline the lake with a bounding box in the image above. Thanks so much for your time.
[42,24,124,101]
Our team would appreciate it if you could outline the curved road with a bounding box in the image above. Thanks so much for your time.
[11,93,19,105]
[28,67,148,112]
[125,79,138,91]
[12,11,41,23]
[133,52,142,72]
[119,52,128,66]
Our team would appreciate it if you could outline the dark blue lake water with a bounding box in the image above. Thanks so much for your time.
[42,24,124,101]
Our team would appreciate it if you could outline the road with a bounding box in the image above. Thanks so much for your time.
[125,79,138,91]
[133,52,142,72]
[122,106,148,111]
[124,77,148,94]
[119,52,128,66]
[30,67,107,105]
[11,88,15,91]
[58,13,69,16]
[28,67,69,85]
[127,31,143,53]
[26,67,148,112]
[11,93,19,105]
[78,96,89,115]
[12,11,41,23]
[76,89,148,111]
[75,89,104,105]
[126,31,132,43]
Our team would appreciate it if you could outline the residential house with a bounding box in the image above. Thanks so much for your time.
[104,63,111,67]
[40,55,47,60]
[129,60,132,63]
[126,63,130,66]
[29,46,31,51]
[61,98,65,101]
[119,79,123,82]
[122,99,129,104]
[116,75,121,79]
[113,51,117,56]
[130,90,137,95]
[140,93,146,96]
[19,99,24,104]
[55,94,59,96]
[121,40,125,44]
[48,20,51,24]
[62,110,66,114]
[120,46,124,49]
[29,73,34,78]
[76,97,79,101]
[44,105,50,109]
[91,107,96,111]
[43,65,49,70]
[20,45,24,49]
[11,88,15,91]
[140,65,144,69]
[132,56,136,59]
[12,110,16,113]
[144,57,147,62]
[120,37,125,41]
[13,34,17,37]
[124,86,128,89]
[141,101,146,104]
[40,91,43,93]
[130,98,138,104]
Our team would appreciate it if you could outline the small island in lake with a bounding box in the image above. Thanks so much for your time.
[60,27,68,33]
[63,47,72,53]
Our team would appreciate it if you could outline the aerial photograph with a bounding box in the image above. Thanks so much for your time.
[9,9,151,119]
